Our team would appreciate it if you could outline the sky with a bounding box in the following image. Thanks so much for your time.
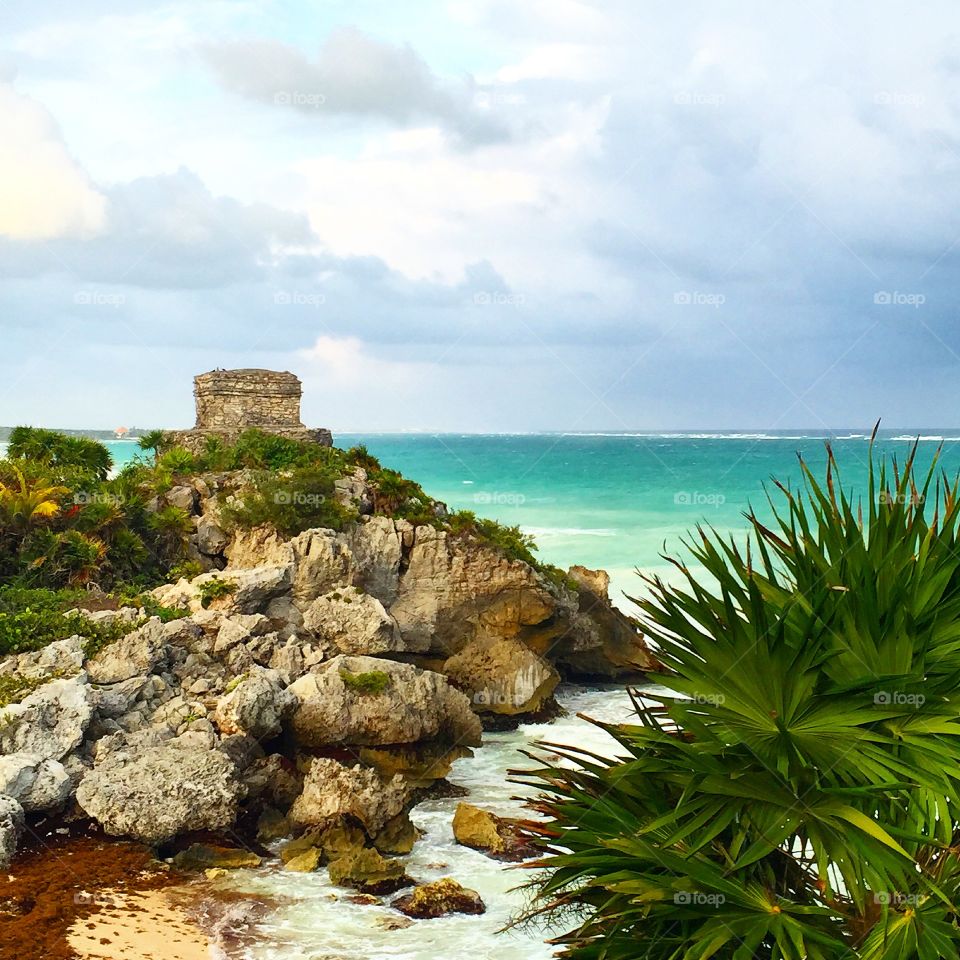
[2,0,960,432]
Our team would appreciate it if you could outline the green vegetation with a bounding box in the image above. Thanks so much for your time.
[339,668,391,694]
[520,441,960,960]
[0,586,135,657]
[0,670,59,708]
[0,425,565,615]
[196,576,236,609]
[220,466,356,536]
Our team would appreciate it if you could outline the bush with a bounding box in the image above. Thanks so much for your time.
[220,467,356,536]
[519,443,960,959]
[196,576,236,609]
[7,427,113,482]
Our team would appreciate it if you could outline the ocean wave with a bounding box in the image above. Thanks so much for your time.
[889,435,960,442]
[522,526,617,538]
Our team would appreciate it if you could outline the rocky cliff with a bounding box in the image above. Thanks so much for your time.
[0,463,656,883]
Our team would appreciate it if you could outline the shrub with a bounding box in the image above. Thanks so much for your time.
[220,467,356,536]
[7,427,112,482]
[196,576,236,609]
[519,442,960,960]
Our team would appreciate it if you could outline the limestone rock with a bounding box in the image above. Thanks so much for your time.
[76,743,241,844]
[0,795,24,867]
[166,484,198,513]
[452,802,538,861]
[373,812,420,855]
[389,526,556,656]
[172,843,262,870]
[213,667,295,739]
[151,564,291,616]
[443,637,559,716]
[0,753,72,812]
[285,847,321,872]
[279,818,366,865]
[85,617,176,683]
[327,846,409,894]
[302,588,409,655]
[0,676,93,761]
[393,878,486,918]
[288,758,408,836]
[289,655,481,748]
[197,516,229,556]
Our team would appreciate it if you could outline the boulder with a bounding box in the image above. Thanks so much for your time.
[0,795,24,867]
[151,565,291,616]
[289,655,481,748]
[389,526,556,656]
[76,743,241,844]
[0,676,93,761]
[213,667,295,740]
[302,588,412,655]
[452,802,537,861]
[443,637,559,716]
[285,847,321,872]
[172,843,262,870]
[373,812,420,855]
[393,878,486,918]
[197,517,229,556]
[85,617,175,683]
[279,818,366,865]
[0,753,72,811]
[165,484,198,513]
[288,758,408,836]
[327,847,409,894]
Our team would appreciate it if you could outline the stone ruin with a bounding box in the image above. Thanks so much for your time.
[167,369,332,452]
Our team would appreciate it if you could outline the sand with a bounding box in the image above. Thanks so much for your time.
[65,888,212,960]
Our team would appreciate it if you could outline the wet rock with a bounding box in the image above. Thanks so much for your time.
[284,847,321,872]
[172,843,262,870]
[257,807,291,843]
[76,743,241,844]
[372,812,420,855]
[393,878,485,918]
[289,655,481,748]
[279,818,366,865]
[327,847,409,894]
[452,802,537,861]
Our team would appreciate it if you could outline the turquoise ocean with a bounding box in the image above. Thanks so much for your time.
[96,429,960,610]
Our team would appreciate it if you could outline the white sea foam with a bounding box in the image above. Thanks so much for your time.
[522,526,617,538]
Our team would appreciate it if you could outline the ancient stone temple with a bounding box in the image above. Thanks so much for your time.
[167,369,332,451]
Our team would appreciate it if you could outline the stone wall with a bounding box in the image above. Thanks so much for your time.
[194,370,303,430]
[166,369,332,451]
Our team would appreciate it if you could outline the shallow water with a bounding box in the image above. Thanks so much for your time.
[217,684,654,959]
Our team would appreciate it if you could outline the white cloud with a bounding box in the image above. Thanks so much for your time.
[0,83,106,240]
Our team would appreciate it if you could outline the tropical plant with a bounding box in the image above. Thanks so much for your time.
[137,429,167,463]
[0,465,69,533]
[8,426,112,481]
[519,441,960,960]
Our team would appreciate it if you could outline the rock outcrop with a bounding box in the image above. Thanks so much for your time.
[76,742,241,844]
[393,878,486,918]
[452,802,537,861]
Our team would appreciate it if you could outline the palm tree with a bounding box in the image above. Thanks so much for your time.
[137,430,167,464]
[519,440,960,960]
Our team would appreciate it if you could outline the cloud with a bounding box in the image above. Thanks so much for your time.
[0,82,106,240]
[202,27,510,146]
